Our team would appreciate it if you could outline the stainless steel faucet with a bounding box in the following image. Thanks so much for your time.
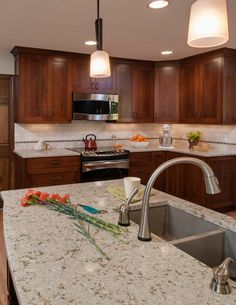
[138,157,221,241]
[118,187,138,226]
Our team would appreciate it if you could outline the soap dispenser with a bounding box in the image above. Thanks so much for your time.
[210,257,235,294]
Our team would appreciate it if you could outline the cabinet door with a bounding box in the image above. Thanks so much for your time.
[72,56,94,93]
[152,152,166,191]
[222,56,236,123]
[200,56,223,123]
[95,62,116,94]
[180,60,200,123]
[47,56,73,122]
[165,152,185,198]
[16,54,48,123]
[72,56,116,94]
[132,64,154,122]
[129,152,154,184]
[206,157,235,211]
[154,63,180,123]
[165,152,206,206]
[116,63,134,122]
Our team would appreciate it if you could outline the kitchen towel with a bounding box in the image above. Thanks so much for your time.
[106,185,155,202]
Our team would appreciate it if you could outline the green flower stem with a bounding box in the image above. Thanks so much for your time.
[34,199,126,260]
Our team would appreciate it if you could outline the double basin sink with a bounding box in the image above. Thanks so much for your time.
[130,205,236,281]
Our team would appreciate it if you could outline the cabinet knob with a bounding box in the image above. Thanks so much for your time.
[132,112,138,119]
[49,161,61,165]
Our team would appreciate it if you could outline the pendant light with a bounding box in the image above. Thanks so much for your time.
[187,0,229,48]
[90,0,111,78]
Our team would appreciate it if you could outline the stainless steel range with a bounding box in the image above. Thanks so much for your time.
[67,147,129,182]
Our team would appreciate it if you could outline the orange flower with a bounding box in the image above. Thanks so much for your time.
[61,193,70,204]
[39,192,49,201]
[21,198,30,206]
[50,193,62,202]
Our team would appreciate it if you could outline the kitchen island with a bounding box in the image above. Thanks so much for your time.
[2,180,236,305]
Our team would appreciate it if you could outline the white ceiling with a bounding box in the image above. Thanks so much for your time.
[0,0,235,61]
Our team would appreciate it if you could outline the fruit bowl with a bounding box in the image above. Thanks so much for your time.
[129,141,150,148]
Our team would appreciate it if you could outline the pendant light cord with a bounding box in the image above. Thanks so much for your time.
[95,0,102,50]
[97,0,100,19]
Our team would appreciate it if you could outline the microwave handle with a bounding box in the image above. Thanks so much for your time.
[108,96,111,117]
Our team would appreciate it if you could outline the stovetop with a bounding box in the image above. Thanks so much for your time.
[66,147,129,158]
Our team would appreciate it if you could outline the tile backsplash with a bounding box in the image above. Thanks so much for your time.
[15,121,236,150]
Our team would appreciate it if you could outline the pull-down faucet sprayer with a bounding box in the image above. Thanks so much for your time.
[138,157,221,241]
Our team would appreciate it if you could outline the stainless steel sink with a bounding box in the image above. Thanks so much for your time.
[172,229,236,282]
[130,205,218,241]
[130,204,236,282]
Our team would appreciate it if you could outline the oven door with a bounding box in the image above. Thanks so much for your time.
[81,159,129,182]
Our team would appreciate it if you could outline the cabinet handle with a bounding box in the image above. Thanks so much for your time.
[91,82,94,90]
[95,82,98,90]
[49,161,61,165]
[48,177,60,181]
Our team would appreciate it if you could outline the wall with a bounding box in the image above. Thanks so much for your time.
[15,121,236,150]
[0,52,14,75]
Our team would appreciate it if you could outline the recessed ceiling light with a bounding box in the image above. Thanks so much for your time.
[161,50,173,55]
[84,41,97,46]
[148,0,170,9]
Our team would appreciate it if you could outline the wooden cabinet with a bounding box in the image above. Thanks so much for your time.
[206,156,236,210]
[165,151,235,211]
[129,151,165,191]
[12,47,73,123]
[14,155,81,188]
[180,49,236,124]
[72,55,116,94]
[116,62,133,122]
[154,61,180,123]
[0,75,13,208]
[180,56,223,124]
[116,60,154,123]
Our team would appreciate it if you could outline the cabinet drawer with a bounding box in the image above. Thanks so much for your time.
[30,171,80,187]
[26,156,80,174]
[129,152,153,165]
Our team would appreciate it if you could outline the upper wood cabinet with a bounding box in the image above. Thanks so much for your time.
[154,61,180,123]
[180,49,236,124]
[72,55,116,94]
[12,47,73,123]
[116,60,154,123]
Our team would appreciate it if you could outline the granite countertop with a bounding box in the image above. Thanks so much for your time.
[14,140,236,158]
[124,141,236,157]
[2,180,236,305]
[14,148,81,158]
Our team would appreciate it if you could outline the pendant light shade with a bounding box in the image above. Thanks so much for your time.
[90,50,111,78]
[187,0,229,48]
[90,0,111,78]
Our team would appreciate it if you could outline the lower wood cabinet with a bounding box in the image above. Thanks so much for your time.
[165,152,236,211]
[14,155,81,188]
[129,151,165,191]
[130,151,236,212]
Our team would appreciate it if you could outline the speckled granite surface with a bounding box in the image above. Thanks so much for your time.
[124,142,236,157]
[14,148,80,158]
[14,141,236,158]
[2,180,236,305]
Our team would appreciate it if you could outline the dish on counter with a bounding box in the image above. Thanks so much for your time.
[129,141,150,148]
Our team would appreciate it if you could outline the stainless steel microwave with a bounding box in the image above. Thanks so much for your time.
[72,93,119,121]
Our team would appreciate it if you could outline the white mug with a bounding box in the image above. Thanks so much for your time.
[123,177,141,199]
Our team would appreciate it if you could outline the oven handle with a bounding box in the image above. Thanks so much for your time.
[82,159,129,173]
